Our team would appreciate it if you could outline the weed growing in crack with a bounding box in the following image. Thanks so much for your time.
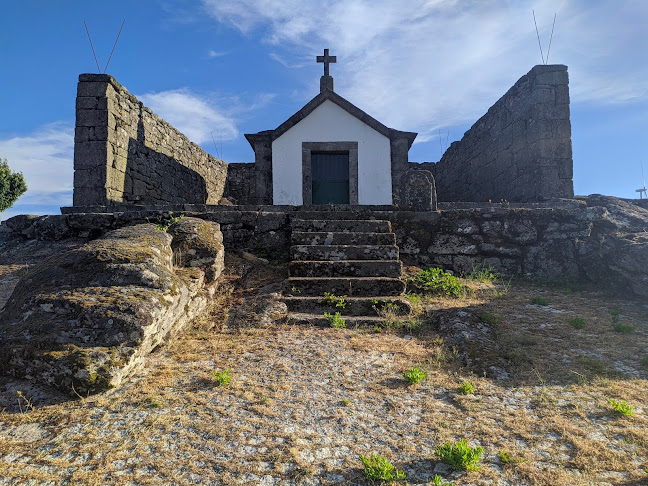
[530,296,549,306]
[434,439,484,471]
[359,454,406,482]
[16,391,34,413]
[321,292,348,309]
[458,381,474,395]
[403,367,427,386]
[324,312,346,328]
[212,369,232,387]
[154,214,183,232]
[433,475,454,486]
[609,398,634,417]
[642,355,648,367]
[568,317,586,329]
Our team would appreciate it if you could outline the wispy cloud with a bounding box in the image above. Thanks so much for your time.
[202,0,648,134]
[0,123,73,218]
[207,50,228,58]
[138,89,240,144]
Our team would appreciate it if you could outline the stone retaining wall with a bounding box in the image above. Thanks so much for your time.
[73,74,227,207]
[5,196,647,297]
[418,65,573,202]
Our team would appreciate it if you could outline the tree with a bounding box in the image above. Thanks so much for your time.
[0,158,27,213]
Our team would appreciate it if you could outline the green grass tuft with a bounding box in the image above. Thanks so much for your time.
[407,267,465,297]
[359,454,406,482]
[434,439,484,471]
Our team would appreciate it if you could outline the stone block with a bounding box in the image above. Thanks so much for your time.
[74,141,110,169]
[74,168,106,188]
[534,69,568,87]
[77,81,109,98]
[77,109,109,128]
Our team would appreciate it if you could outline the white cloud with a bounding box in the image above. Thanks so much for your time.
[0,123,73,219]
[202,0,648,134]
[208,49,228,58]
[138,89,239,144]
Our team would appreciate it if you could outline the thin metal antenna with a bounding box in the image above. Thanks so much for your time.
[439,129,443,156]
[210,131,220,159]
[546,13,557,64]
[104,20,126,73]
[532,10,546,65]
[84,21,102,73]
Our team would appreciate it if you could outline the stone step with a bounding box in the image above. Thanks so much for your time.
[287,312,392,328]
[291,245,399,261]
[292,219,391,234]
[282,296,411,316]
[286,277,405,296]
[289,260,402,278]
[291,231,396,246]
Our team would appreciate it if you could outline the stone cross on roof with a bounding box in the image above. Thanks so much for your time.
[316,48,336,76]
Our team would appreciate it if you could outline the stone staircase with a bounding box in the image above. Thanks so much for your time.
[283,214,411,327]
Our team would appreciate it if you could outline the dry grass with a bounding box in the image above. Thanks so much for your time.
[0,254,647,485]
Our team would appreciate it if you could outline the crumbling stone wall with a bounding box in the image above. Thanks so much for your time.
[224,163,257,204]
[422,65,573,202]
[73,74,227,207]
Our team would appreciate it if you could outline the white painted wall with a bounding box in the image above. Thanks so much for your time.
[272,100,392,205]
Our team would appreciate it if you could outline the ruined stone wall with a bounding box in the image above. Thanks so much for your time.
[73,74,227,207]
[224,163,257,205]
[428,65,573,202]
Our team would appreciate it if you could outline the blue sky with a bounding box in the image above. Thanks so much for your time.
[1,0,647,219]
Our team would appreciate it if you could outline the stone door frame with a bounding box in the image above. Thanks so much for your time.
[302,141,358,205]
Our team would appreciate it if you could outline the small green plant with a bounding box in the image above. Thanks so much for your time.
[324,312,346,328]
[642,355,648,367]
[434,439,484,471]
[467,264,499,283]
[212,368,232,387]
[403,367,427,385]
[322,292,348,309]
[458,381,474,395]
[432,475,453,485]
[609,398,634,417]
[407,267,465,297]
[341,399,351,406]
[530,296,549,306]
[480,312,501,325]
[568,317,586,329]
[612,322,635,334]
[359,454,406,482]
[498,450,524,464]
[155,214,183,232]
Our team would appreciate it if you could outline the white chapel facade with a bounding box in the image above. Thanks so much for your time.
[245,49,417,206]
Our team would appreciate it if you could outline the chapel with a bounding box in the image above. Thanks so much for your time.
[244,49,417,206]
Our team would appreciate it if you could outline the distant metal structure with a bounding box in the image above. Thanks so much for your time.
[83,20,126,74]
[636,162,647,199]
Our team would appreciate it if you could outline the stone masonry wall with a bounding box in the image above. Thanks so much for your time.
[224,163,257,205]
[427,65,573,202]
[73,74,227,207]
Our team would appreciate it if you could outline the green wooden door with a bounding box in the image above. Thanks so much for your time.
[311,152,350,204]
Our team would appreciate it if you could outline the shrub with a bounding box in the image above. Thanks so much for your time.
[530,296,549,306]
[609,399,634,417]
[403,367,427,385]
[212,369,232,386]
[359,454,405,482]
[568,317,586,329]
[407,267,465,297]
[324,312,346,328]
[458,381,474,395]
[434,439,484,471]
[0,158,27,214]
[612,322,635,334]
[432,475,453,485]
